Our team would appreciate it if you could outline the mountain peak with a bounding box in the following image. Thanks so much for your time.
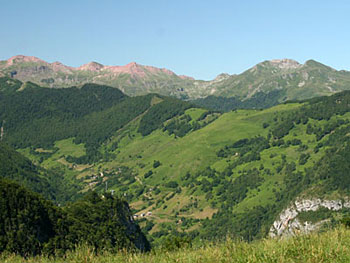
[104,62,176,78]
[126,62,138,67]
[7,55,46,66]
[78,61,104,71]
[304,59,334,70]
[179,75,195,80]
[267,59,302,69]
[52,61,63,66]
[214,73,231,82]
[105,62,146,77]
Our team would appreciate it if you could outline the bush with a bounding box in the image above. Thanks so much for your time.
[263,122,270,129]
[153,160,161,168]
[144,170,153,178]
[165,181,179,188]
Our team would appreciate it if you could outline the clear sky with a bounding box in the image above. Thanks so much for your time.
[0,0,349,80]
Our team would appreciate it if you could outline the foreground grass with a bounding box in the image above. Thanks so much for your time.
[2,227,350,263]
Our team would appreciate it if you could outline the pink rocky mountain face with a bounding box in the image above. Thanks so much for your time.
[5,55,181,78]
[7,55,46,66]
[0,55,195,98]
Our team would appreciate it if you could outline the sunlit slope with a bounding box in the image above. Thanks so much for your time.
[16,90,350,244]
[106,104,300,180]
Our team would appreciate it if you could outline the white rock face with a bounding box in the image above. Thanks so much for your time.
[298,81,305,87]
[270,198,350,238]
[269,59,302,69]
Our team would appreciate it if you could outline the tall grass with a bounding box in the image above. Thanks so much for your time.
[2,227,350,263]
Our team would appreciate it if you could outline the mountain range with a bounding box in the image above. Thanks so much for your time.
[2,54,350,255]
[2,55,350,102]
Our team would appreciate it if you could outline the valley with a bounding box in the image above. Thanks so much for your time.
[2,75,350,249]
[2,1,350,261]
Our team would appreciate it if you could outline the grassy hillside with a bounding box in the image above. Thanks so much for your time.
[4,77,350,246]
[77,91,350,244]
[0,77,192,163]
[3,226,350,262]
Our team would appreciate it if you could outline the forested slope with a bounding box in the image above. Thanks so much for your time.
[0,142,56,200]
[0,77,193,163]
[0,177,149,256]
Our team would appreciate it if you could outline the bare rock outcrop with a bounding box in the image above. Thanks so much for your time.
[270,198,350,237]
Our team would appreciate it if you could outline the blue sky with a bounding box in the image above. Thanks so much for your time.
[0,0,349,80]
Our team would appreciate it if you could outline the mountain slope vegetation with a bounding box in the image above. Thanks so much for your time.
[0,141,83,204]
[0,77,192,163]
[76,90,350,244]
[0,177,149,256]
[203,59,350,101]
[191,90,284,111]
[3,77,350,247]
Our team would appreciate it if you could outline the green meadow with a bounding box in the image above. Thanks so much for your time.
[13,92,350,245]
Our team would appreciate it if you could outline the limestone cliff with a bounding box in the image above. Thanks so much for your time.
[270,198,350,237]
